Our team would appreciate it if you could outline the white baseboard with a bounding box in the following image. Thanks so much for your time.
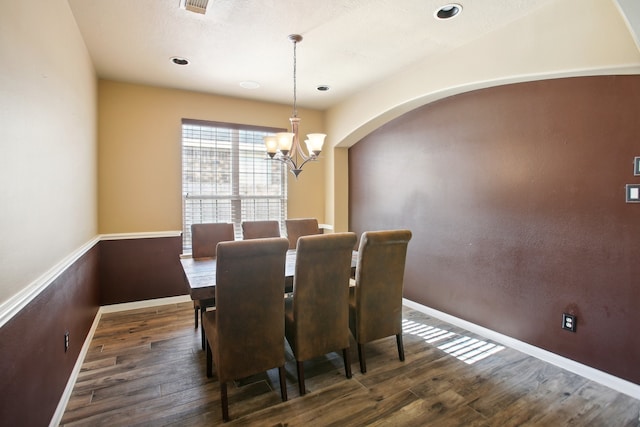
[49,294,192,426]
[49,305,103,427]
[403,298,640,400]
[99,295,192,314]
[49,295,638,426]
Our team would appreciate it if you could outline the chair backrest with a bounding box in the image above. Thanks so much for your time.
[352,229,412,342]
[290,232,357,361]
[285,218,320,249]
[191,223,235,259]
[214,237,289,382]
[242,220,281,240]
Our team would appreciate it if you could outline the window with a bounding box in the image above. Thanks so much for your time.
[182,119,287,251]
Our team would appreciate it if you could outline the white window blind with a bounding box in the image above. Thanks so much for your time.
[182,119,287,250]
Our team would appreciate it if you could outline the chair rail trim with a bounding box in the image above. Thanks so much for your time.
[0,231,182,328]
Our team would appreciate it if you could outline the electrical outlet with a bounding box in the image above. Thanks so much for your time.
[562,313,576,332]
[64,331,70,352]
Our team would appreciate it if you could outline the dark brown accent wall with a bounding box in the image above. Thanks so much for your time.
[99,236,186,305]
[0,235,188,425]
[349,75,640,385]
[0,246,100,427]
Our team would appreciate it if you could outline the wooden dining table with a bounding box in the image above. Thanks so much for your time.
[181,249,358,301]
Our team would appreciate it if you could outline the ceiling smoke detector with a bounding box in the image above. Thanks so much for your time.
[179,0,210,15]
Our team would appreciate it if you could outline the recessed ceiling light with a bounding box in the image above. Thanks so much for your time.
[435,3,462,20]
[317,85,330,92]
[171,56,189,65]
[239,81,260,89]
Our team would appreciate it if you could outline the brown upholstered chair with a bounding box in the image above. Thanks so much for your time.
[241,220,281,240]
[202,237,289,422]
[285,218,321,249]
[190,223,235,350]
[284,232,357,396]
[349,229,412,373]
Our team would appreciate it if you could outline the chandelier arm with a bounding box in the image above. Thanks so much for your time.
[295,155,319,170]
[290,137,310,164]
[288,116,310,164]
[286,157,298,171]
[273,155,299,172]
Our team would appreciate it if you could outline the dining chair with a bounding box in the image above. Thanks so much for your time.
[349,229,412,373]
[190,222,235,350]
[202,237,290,422]
[284,232,357,396]
[241,220,281,239]
[285,218,321,249]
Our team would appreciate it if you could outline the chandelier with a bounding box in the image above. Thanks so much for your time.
[263,34,326,178]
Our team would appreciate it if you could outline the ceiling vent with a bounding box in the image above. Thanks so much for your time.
[179,0,209,14]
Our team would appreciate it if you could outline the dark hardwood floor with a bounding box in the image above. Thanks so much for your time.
[60,301,639,426]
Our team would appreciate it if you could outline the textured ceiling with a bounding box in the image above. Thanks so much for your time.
[68,0,637,110]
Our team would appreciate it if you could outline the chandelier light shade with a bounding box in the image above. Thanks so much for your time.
[264,34,326,178]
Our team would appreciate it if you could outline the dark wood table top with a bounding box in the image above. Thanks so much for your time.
[181,249,357,301]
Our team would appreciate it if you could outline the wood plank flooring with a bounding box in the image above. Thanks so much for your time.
[60,302,640,426]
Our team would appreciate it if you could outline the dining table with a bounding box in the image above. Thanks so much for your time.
[181,249,358,301]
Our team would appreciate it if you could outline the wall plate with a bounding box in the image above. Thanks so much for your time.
[562,313,576,332]
[626,184,640,203]
[635,157,640,176]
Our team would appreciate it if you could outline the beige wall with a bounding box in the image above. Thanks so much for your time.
[98,80,326,234]
[0,0,97,307]
[322,146,349,233]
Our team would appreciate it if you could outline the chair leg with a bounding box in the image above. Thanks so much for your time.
[278,366,288,402]
[296,361,306,396]
[220,382,229,422]
[358,343,366,373]
[396,333,405,361]
[194,306,199,329]
[206,340,213,378]
[343,347,352,379]
[200,310,206,351]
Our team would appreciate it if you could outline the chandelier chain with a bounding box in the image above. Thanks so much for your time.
[292,39,297,118]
